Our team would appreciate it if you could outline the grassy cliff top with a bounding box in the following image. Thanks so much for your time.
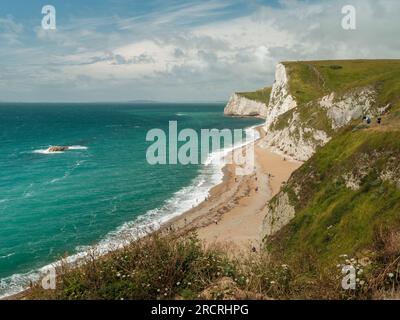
[236,87,272,104]
[283,60,400,112]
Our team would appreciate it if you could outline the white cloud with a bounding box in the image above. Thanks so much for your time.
[1,0,400,101]
[0,15,24,45]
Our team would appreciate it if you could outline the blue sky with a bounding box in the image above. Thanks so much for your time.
[0,0,399,102]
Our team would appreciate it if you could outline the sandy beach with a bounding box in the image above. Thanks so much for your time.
[164,126,302,254]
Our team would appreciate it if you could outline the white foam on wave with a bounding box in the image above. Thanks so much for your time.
[68,145,88,150]
[0,253,15,260]
[0,126,260,299]
[47,160,87,184]
[33,149,64,155]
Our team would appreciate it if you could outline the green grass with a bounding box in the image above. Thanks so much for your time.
[283,60,400,109]
[236,87,272,104]
[266,129,400,268]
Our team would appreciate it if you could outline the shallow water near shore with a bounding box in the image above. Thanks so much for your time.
[0,102,262,297]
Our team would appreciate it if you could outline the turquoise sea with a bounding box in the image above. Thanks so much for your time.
[0,103,262,297]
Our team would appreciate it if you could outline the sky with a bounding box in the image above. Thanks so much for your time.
[0,0,399,102]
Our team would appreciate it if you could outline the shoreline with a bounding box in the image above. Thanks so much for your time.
[2,124,302,299]
[161,125,302,254]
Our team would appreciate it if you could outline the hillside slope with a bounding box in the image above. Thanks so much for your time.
[262,60,400,290]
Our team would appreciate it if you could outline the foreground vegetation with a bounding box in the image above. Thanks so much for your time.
[26,230,400,300]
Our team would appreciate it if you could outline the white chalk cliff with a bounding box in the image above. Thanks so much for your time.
[225,62,384,162]
[224,93,268,118]
[319,87,377,129]
[264,63,297,129]
[260,64,380,162]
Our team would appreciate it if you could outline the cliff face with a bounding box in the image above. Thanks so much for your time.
[224,93,268,118]
[259,62,388,162]
[264,63,297,129]
[226,60,397,164]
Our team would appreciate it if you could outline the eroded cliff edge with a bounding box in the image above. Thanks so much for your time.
[224,88,271,118]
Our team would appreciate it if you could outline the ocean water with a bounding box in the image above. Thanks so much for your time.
[0,103,262,297]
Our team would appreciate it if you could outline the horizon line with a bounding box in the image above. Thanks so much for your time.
[0,100,229,104]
